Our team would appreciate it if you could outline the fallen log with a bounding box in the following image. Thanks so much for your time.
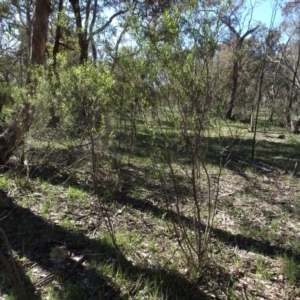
[265,133,285,139]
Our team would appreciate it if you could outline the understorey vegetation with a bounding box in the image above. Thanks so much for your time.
[1,1,300,299]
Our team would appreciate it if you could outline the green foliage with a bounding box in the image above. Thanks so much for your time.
[0,176,8,189]
[3,2,300,299]
[67,186,87,202]
[29,57,114,134]
[255,257,272,280]
[282,255,300,285]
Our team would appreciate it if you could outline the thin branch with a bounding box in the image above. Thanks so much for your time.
[91,9,127,36]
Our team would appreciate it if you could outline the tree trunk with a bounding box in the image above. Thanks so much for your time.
[267,110,274,123]
[69,0,89,64]
[251,67,265,161]
[225,59,239,119]
[31,0,51,65]
[285,43,300,127]
[291,120,299,133]
[220,17,258,120]
[53,0,64,68]
[250,111,254,132]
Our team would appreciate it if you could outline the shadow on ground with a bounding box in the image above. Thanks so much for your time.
[114,130,300,176]
[113,190,300,265]
[20,134,300,263]
[0,195,213,300]
[25,128,300,183]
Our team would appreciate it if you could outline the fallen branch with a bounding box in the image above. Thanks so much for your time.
[293,162,299,176]
[222,151,284,173]
[265,133,285,139]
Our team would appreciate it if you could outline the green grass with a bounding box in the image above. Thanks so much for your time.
[0,176,8,189]
[282,255,300,285]
[1,116,300,299]
[115,229,143,248]
[255,257,272,280]
[67,186,88,202]
[41,200,51,216]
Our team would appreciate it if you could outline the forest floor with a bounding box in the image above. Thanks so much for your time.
[1,120,300,300]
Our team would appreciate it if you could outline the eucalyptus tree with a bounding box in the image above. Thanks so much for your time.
[31,0,51,65]
[0,1,34,85]
[0,2,16,112]
[0,0,44,127]
[260,29,283,123]
[218,0,259,119]
[66,0,133,64]
[278,1,300,127]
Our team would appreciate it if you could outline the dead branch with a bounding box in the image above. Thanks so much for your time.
[265,133,285,139]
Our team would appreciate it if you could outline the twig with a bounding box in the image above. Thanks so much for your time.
[242,284,249,300]
[0,208,17,222]
[162,248,178,268]
[0,228,28,300]
[89,285,102,300]
[293,162,298,176]
[33,273,54,287]
[68,255,85,274]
